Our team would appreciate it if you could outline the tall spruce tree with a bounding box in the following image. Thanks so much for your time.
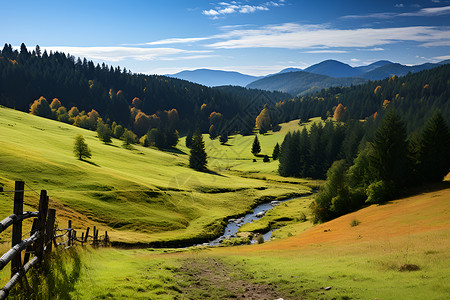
[272,143,280,160]
[368,110,411,189]
[417,111,450,182]
[251,135,261,156]
[189,130,207,171]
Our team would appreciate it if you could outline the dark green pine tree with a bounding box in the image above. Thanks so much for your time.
[272,142,280,160]
[219,132,228,144]
[185,131,194,148]
[251,135,261,156]
[278,131,301,177]
[369,110,411,188]
[189,130,207,171]
[417,111,450,183]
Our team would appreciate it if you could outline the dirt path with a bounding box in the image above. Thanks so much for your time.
[176,257,287,300]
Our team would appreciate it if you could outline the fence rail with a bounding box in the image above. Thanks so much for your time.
[0,181,110,299]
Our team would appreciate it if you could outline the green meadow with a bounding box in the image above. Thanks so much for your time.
[0,106,314,246]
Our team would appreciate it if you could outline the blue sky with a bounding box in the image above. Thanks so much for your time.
[2,0,450,75]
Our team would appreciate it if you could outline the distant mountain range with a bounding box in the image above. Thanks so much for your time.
[167,59,450,96]
[167,69,261,87]
[246,71,366,96]
[248,59,450,95]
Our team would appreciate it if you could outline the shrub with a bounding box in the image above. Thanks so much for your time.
[350,219,361,227]
[256,235,264,244]
[263,155,270,162]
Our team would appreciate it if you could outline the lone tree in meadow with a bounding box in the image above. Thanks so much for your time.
[73,134,92,160]
[189,130,207,171]
[251,135,261,156]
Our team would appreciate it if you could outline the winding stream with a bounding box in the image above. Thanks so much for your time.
[208,197,299,246]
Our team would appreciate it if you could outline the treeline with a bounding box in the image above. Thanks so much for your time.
[278,119,378,179]
[311,110,450,223]
[274,64,450,134]
[0,43,291,142]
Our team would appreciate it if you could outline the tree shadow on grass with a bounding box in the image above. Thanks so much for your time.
[164,147,187,155]
[81,159,100,167]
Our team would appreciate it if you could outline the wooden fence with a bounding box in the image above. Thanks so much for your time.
[0,181,109,299]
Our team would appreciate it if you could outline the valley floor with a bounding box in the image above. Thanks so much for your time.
[14,185,446,300]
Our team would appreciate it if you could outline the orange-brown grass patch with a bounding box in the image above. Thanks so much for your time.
[222,187,450,253]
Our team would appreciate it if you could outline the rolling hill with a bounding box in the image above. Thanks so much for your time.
[167,69,261,87]
[360,60,450,80]
[246,70,366,96]
[304,59,363,78]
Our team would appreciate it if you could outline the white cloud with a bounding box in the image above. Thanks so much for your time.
[203,9,220,16]
[362,47,385,51]
[159,54,219,61]
[139,37,211,46]
[434,55,450,60]
[395,4,405,8]
[400,5,450,16]
[40,46,213,62]
[134,22,449,52]
[205,23,450,49]
[342,5,450,19]
[303,50,349,53]
[202,1,284,18]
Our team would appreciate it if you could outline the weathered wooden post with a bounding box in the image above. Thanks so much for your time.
[84,227,90,243]
[81,232,84,245]
[68,220,72,247]
[104,231,109,246]
[11,181,24,278]
[35,191,49,261]
[44,209,56,255]
[93,226,97,246]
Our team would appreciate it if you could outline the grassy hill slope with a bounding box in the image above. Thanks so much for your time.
[0,106,312,246]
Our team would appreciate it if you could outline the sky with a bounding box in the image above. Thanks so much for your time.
[1,0,450,76]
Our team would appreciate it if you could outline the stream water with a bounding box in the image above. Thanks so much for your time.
[207,197,298,246]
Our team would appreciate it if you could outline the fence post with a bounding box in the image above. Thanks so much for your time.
[84,227,90,243]
[93,226,97,246]
[68,220,72,247]
[44,209,56,256]
[35,191,49,261]
[11,181,24,278]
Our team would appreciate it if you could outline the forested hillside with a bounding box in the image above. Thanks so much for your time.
[246,71,366,96]
[0,43,290,138]
[275,64,450,133]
